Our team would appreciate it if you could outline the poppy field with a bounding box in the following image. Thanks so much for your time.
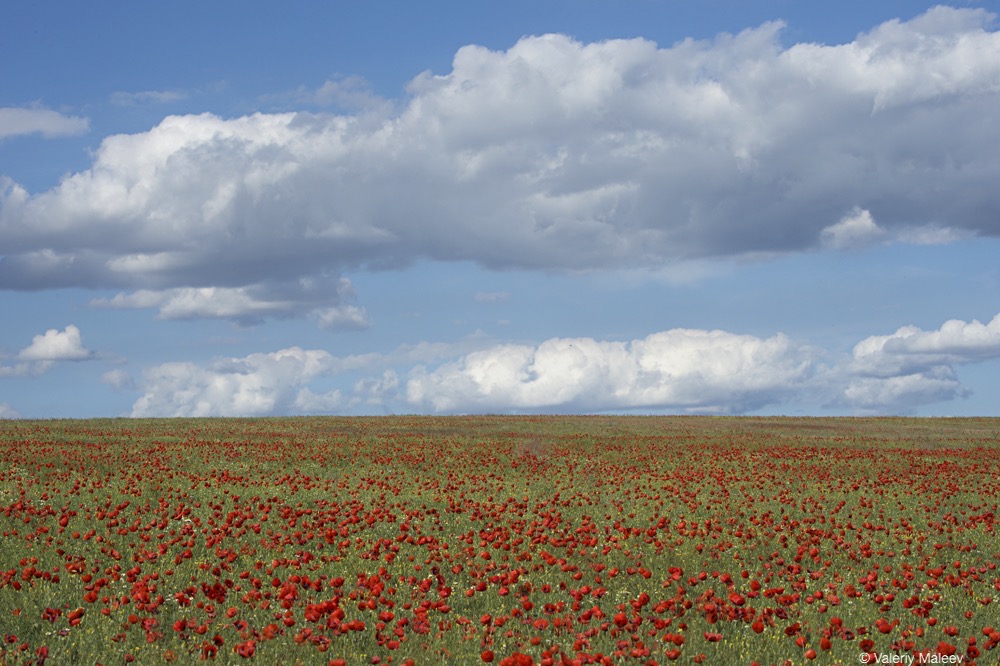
[1,416,998,665]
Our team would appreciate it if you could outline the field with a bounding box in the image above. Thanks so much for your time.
[1,416,997,665]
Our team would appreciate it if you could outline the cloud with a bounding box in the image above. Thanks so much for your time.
[291,370,401,414]
[894,226,971,246]
[850,313,1000,377]
[311,305,371,330]
[0,106,89,140]
[132,328,821,417]
[0,403,20,418]
[820,208,886,250]
[94,288,294,322]
[126,312,1000,417]
[266,76,391,112]
[91,276,369,327]
[820,208,972,250]
[17,325,92,362]
[127,335,492,417]
[101,369,136,391]
[110,90,188,106]
[0,365,31,378]
[354,370,401,405]
[406,329,819,413]
[832,313,1000,412]
[291,387,346,413]
[131,347,337,417]
[841,369,969,413]
[0,325,94,377]
[3,7,997,322]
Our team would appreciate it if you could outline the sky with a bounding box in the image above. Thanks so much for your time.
[2,1,1000,419]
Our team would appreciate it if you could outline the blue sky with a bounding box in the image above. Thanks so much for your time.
[2,0,1000,418]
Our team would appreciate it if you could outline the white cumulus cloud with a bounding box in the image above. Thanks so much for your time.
[850,313,1000,377]
[131,347,336,417]
[129,345,394,417]
[1,7,998,323]
[834,313,1000,412]
[130,328,822,416]
[124,312,1000,417]
[406,329,818,413]
[17,325,92,362]
[1,325,93,376]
